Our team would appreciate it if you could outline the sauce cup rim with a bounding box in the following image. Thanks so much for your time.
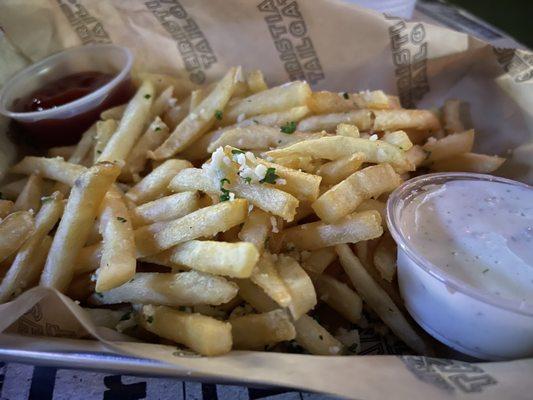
[386,171,533,317]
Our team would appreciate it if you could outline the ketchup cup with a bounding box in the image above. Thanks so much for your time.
[0,44,133,147]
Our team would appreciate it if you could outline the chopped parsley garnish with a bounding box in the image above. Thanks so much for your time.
[144,94,151,99]
[116,217,127,223]
[347,343,358,353]
[220,178,230,186]
[482,268,489,274]
[154,126,162,131]
[260,167,279,184]
[244,177,252,184]
[280,121,297,134]
[96,149,102,154]
[318,335,323,340]
[146,316,154,323]
[220,188,231,202]
[215,110,223,120]
[120,312,132,321]
[342,92,349,99]
[231,149,244,155]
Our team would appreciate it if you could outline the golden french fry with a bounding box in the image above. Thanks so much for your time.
[70,123,97,165]
[373,233,397,282]
[316,152,364,185]
[48,145,76,159]
[0,211,34,263]
[75,242,102,275]
[101,104,126,120]
[312,164,401,223]
[151,68,238,159]
[92,271,238,306]
[294,315,343,355]
[297,110,373,132]
[135,199,248,257]
[95,187,136,292]
[382,130,413,151]
[231,309,296,350]
[126,159,192,204]
[135,72,198,99]
[266,136,411,172]
[300,247,336,274]
[238,208,271,253]
[0,178,28,200]
[405,145,428,168]
[314,274,362,323]
[168,240,259,278]
[131,191,199,227]
[373,109,441,132]
[336,244,430,354]
[40,162,120,291]
[0,192,64,302]
[169,168,298,222]
[139,305,232,356]
[13,174,43,212]
[207,125,324,153]
[423,130,475,163]
[10,157,86,186]
[336,123,360,138]
[356,199,387,229]
[0,200,14,219]
[189,87,210,110]
[222,81,311,124]
[151,86,175,119]
[282,210,383,250]
[246,70,268,93]
[250,252,292,308]
[308,90,395,114]
[98,81,154,163]
[235,279,278,312]
[276,255,316,319]
[443,99,465,134]
[162,97,189,131]
[94,119,118,162]
[431,152,505,173]
[123,117,170,181]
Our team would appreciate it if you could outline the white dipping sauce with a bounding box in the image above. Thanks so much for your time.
[401,180,533,304]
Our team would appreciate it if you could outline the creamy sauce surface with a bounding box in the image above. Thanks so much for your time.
[401,180,533,304]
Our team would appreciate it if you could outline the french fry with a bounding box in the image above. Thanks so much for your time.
[151,68,238,159]
[123,117,170,181]
[101,104,126,120]
[276,255,316,319]
[373,109,441,132]
[336,244,429,354]
[282,210,383,250]
[405,145,428,168]
[40,162,120,291]
[48,145,76,159]
[235,279,278,312]
[67,272,95,301]
[0,211,34,263]
[373,233,397,282]
[231,309,296,350]
[135,72,198,99]
[126,159,192,204]
[168,240,259,278]
[95,187,136,292]
[94,119,118,162]
[189,87,209,110]
[70,123,97,165]
[0,178,28,200]
[0,192,64,302]
[238,208,271,253]
[316,153,364,185]
[266,136,411,172]
[314,274,362,323]
[250,252,292,308]
[423,130,475,163]
[10,157,86,186]
[13,174,43,212]
[162,97,189,130]
[97,81,154,163]
[75,242,102,275]
[246,69,268,93]
[308,90,395,114]
[151,86,175,119]
[139,305,232,356]
[443,99,465,134]
[294,315,343,355]
[336,123,360,138]
[382,130,413,151]
[0,200,14,219]
[222,81,311,124]
[169,168,298,221]
[356,199,387,229]
[312,164,401,223]
[239,106,309,127]
[207,125,323,153]
[431,152,505,173]
[131,191,200,227]
[297,110,373,132]
[134,199,248,257]
[300,247,336,274]
[92,271,238,306]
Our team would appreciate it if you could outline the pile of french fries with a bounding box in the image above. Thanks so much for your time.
[0,67,505,356]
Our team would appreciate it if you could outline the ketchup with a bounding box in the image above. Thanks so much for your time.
[11,71,134,148]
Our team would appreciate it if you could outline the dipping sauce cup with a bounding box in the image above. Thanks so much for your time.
[0,44,134,147]
[387,172,533,360]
